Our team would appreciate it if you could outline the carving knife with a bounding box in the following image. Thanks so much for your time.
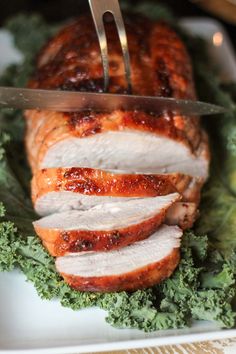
[0,86,227,116]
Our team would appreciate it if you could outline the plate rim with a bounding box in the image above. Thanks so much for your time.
[1,329,236,354]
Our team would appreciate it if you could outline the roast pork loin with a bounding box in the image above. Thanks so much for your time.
[24,13,210,291]
[56,225,182,292]
[33,194,179,256]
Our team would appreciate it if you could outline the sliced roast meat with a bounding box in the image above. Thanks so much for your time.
[33,194,179,256]
[35,130,209,179]
[32,167,200,216]
[26,111,203,174]
[56,224,182,292]
[24,13,210,293]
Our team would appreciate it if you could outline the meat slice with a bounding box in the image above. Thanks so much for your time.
[33,194,179,256]
[56,225,182,292]
[31,129,209,179]
[32,167,201,216]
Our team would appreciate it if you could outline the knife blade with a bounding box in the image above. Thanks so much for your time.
[0,86,227,116]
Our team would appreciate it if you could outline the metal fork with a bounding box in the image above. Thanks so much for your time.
[88,0,132,93]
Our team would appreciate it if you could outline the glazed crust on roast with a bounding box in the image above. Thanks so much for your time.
[24,14,202,172]
[57,248,180,292]
[32,167,194,203]
[31,16,195,98]
[34,206,171,256]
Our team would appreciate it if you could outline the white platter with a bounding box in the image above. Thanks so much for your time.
[0,17,236,354]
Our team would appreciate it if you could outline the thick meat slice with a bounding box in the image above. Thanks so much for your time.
[26,127,209,178]
[56,225,182,292]
[33,194,179,256]
[32,167,201,216]
[26,111,209,177]
[40,201,194,256]
[25,109,205,176]
[24,109,205,174]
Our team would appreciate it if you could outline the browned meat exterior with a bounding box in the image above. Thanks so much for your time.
[32,16,196,98]
[33,194,179,256]
[32,168,193,200]
[24,13,210,292]
[32,167,203,216]
[56,225,182,292]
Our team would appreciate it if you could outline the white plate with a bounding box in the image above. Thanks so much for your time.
[0,17,236,354]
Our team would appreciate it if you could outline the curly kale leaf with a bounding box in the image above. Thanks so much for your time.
[102,290,187,331]
[190,289,235,328]
[0,220,18,271]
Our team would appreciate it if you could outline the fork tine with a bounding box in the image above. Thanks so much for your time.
[109,0,132,93]
[89,0,132,93]
[89,0,110,91]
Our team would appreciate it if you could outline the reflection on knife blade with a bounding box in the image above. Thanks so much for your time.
[0,86,227,116]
